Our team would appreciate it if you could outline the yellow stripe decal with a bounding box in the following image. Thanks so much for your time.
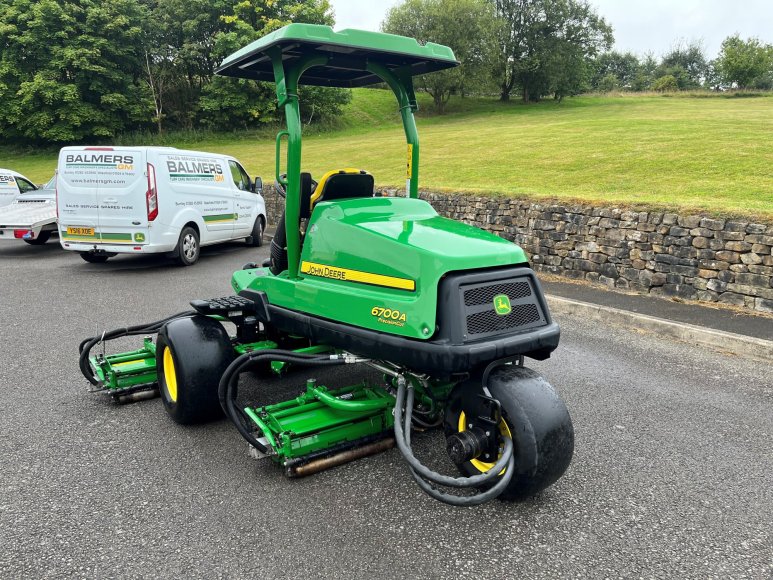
[301,261,415,291]
[62,236,136,244]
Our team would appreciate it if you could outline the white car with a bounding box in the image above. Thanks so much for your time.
[0,176,57,245]
[0,168,38,208]
[57,146,266,265]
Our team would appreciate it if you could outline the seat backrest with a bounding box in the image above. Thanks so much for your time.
[299,172,314,219]
[309,169,374,214]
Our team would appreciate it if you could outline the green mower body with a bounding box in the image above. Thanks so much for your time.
[232,196,558,368]
[231,201,559,374]
[233,195,530,340]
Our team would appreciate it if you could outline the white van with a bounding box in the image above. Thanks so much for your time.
[0,168,38,208]
[56,146,266,265]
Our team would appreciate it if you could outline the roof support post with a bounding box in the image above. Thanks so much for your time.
[269,49,328,279]
[367,62,420,198]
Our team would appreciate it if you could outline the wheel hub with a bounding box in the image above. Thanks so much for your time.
[183,234,197,259]
[446,426,489,464]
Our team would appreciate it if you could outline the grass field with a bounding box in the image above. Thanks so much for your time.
[3,90,772,220]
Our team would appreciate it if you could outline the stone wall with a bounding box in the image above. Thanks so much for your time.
[262,187,773,313]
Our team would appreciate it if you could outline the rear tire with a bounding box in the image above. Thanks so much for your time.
[24,231,51,245]
[156,315,235,424]
[444,365,574,501]
[80,252,109,263]
[246,216,264,247]
[173,226,200,266]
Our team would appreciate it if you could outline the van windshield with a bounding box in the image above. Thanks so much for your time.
[41,176,56,191]
[18,175,56,199]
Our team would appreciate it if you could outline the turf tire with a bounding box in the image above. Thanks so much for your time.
[444,365,574,501]
[156,315,235,424]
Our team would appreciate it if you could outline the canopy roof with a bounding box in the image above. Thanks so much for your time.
[215,24,459,88]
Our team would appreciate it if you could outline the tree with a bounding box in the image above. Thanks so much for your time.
[597,73,618,92]
[142,0,233,130]
[548,0,614,101]
[655,40,707,89]
[651,75,678,93]
[492,0,612,102]
[716,35,773,89]
[382,0,498,112]
[144,0,341,131]
[197,0,350,129]
[630,52,657,91]
[0,0,349,141]
[0,0,152,143]
[591,51,641,91]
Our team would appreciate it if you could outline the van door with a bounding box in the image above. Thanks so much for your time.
[228,160,256,235]
[92,149,148,245]
[58,148,146,245]
[160,153,233,239]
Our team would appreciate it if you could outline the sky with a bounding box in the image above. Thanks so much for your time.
[328,0,773,58]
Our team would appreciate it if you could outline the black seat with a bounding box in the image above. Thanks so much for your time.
[269,170,373,275]
[309,169,374,213]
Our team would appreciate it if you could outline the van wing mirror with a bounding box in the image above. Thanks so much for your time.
[253,176,263,194]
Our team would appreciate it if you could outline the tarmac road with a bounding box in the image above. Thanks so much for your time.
[0,240,771,579]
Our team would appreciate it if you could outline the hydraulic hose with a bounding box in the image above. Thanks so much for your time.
[78,310,196,386]
[393,376,515,507]
[218,349,347,452]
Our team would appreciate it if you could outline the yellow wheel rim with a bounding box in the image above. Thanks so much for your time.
[458,410,512,473]
[162,346,178,403]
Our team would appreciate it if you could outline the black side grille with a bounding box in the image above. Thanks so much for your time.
[436,266,552,346]
[466,303,541,335]
[463,281,531,306]
[458,274,547,340]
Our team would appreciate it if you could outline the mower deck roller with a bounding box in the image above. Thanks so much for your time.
[78,24,575,506]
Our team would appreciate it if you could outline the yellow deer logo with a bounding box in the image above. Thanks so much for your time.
[493,294,511,316]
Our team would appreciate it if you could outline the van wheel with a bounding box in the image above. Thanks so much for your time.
[24,231,51,245]
[80,252,109,263]
[174,226,200,266]
[246,216,264,247]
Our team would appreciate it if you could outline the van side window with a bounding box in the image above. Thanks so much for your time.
[228,160,249,191]
[16,178,36,194]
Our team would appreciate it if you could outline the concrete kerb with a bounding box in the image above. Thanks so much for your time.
[547,296,773,363]
[263,227,772,362]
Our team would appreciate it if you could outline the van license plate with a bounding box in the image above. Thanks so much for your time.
[67,227,94,236]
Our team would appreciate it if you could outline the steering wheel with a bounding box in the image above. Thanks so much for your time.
[274,173,317,199]
[274,174,288,198]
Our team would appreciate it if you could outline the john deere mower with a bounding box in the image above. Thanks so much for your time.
[78,24,574,506]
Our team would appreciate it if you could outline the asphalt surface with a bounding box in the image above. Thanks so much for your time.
[1,240,771,579]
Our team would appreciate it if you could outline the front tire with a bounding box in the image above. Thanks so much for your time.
[174,226,200,266]
[156,315,235,424]
[444,365,574,501]
[246,216,264,247]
